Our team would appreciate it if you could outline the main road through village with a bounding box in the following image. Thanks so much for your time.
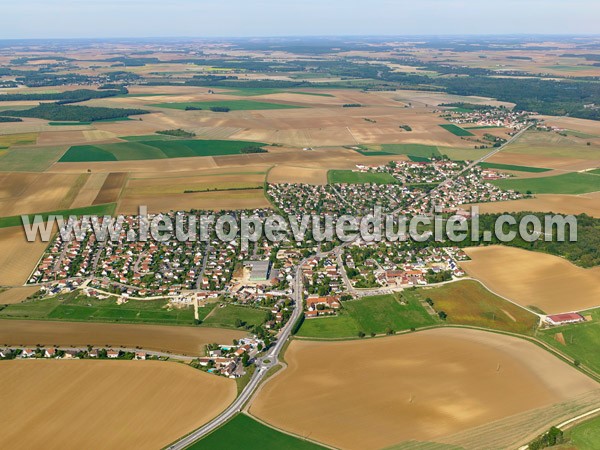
[167,125,532,449]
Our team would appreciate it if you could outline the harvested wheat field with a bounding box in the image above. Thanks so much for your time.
[460,246,600,314]
[268,165,328,184]
[251,329,598,450]
[69,172,109,208]
[52,155,219,173]
[0,320,246,355]
[0,286,40,304]
[0,359,235,450]
[0,227,48,285]
[472,193,600,217]
[118,188,270,214]
[92,172,127,204]
[0,172,85,216]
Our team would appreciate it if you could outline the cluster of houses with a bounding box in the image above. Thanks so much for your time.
[305,295,341,318]
[301,256,346,295]
[197,337,264,378]
[1,347,150,361]
[443,106,531,130]
[343,242,466,289]
[269,159,521,222]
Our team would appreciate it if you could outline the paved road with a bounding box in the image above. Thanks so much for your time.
[167,124,534,449]
[167,261,307,450]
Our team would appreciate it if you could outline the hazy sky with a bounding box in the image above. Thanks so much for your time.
[2,0,599,39]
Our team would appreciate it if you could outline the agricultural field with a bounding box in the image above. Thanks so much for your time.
[406,281,540,335]
[190,414,325,450]
[460,246,600,314]
[0,226,49,285]
[500,130,600,160]
[327,169,398,184]
[59,139,268,162]
[117,187,269,214]
[564,414,600,449]
[439,123,475,137]
[0,172,90,217]
[152,100,303,111]
[0,132,37,148]
[492,172,600,195]
[478,162,551,173]
[251,328,599,450]
[267,165,328,184]
[0,146,65,172]
[297,293,436,339]
[0,319,246,355]
[538,307,600,376]
[0,286,41,305]
[0,360,236,450]
[0,291,210,325]
[0,203,116,228]
[201,305,268,329]
[473,192,600,218]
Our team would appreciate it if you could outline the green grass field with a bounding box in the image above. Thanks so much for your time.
[0,291,205,325]
[588,168,600,175]
[407,281,539,335]
[492,172,600,194]
[59,139,267,162]
[439,124,475,137]
[0,203,116,228]
[189,414,325,450]
[563,130,599,139]
[566,415,600,449]
[352,144,441,159]
[478,162,551,173]
[0,146,66,172]
[502,130,600,160]
[538,307,600,375]
[152,100,303,111]
[298,293,436,338]
[382,143,441,158]
[201,305,268,329]
[327,170,398,184]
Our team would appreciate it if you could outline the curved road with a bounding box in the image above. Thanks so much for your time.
[167,124,534,449]
[167,263,306,450]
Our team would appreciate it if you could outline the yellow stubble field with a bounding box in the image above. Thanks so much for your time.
[0,319,247,355]
[460,245,600,314]
[472,193,600,217]
[251,328,598,450]
[0,359,236,450]
[0,227,48,285]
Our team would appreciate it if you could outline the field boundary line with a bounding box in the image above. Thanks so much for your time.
[244,411,338,450]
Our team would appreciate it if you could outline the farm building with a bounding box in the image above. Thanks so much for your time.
[545,313,585,326]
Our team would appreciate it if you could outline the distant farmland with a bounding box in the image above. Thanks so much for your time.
[491,172,600,194]
[327,170,398,184]
[152,100,303,111]
[59,139,268,162]
[439,123,475,137]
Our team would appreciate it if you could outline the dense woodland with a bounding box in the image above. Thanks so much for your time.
[0,87,127,103]
[0,103,149,122]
